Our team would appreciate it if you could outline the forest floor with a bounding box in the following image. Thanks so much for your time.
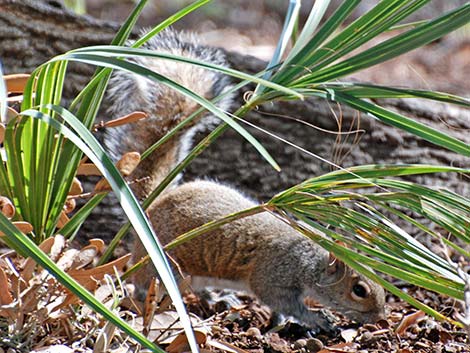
[2,1,470,352]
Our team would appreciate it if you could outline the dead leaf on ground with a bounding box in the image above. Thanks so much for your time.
[76,163,101,176]
[4,74,30,93]
[59,254,131,307]
[0,122,5,143]
[318,342,358,353]
[22,236,57,280]
[69,177,83,196]
[83,239,105,253]
[395,310,426,336]
[0,196,15,219]
[166,330,207,353]
[207,340,250,353]
[94,178,111,193]
[56,211,70,229]
[63,198,76,214]
[116,152,141,176]
[94,111,148,130]
[0,221,33,237]
[0,267,13,305]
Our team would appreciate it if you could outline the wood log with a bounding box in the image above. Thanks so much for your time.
[1,0,468,243]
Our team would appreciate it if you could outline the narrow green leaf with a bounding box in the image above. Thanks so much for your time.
[287,0,431,85]
[314,83,470,107]
[20,106,195,353]
[59,193,107,239]
[48,54,280,170]
[330,92,470,156]
[301,4,470,83]
[67,46,301,99]
[275,0,359,82]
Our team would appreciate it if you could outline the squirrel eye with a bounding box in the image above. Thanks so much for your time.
[351,281,370,300]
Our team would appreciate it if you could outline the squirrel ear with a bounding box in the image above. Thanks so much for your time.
[327,241,348,275]
[327,253,344,275]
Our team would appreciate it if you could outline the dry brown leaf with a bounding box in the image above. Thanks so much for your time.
[69,177,83,196]
[4,74,30,93]
[0,122,6,144]
[70,246,99,270]
[63,198,76,214]
[56,249,80,272]
[156,275,191,314]
[0,267,13,305]
[0,196,15,219]
[143,277,159,334]
[116,152,141,176]
[56,211,70,229]
[166,330,207,353]
[22,236,57,280]
[395,310,426,336]
[207,340,250,353]
[58,254,131,308]
[86,239,105,253]
[0,221,33,237]
[76,163,101,176]
[94,178,111,193]
[97,111,148,129]
[67,254,131,291]
[94,320,116,353]
[318,342,357,353]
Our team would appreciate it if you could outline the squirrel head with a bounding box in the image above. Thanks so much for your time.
[306,251,386,324]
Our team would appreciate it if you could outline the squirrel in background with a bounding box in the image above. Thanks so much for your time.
[105,29,386,333]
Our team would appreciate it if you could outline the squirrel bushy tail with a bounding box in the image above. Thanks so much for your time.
[105,28,233,199]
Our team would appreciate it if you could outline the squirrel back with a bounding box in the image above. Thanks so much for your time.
[133,180,386,332]
[105,29,232,199]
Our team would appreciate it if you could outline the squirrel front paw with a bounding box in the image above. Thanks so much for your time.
[272,308,339,336]
[313,309,340,335]
[302,308,339,336]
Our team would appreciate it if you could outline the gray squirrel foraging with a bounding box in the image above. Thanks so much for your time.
[136,180,386,332]
[105,29,386,332]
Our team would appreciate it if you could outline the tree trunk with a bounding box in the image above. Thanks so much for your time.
[1,0,469,243]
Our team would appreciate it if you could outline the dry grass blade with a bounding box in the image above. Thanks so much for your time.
[143,277,159,335]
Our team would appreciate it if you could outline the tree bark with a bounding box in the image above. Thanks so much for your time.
[1,0,469,243]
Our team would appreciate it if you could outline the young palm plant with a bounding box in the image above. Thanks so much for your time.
[0,0,469,351]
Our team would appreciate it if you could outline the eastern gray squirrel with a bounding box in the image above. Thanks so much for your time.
[105,29,386,332]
